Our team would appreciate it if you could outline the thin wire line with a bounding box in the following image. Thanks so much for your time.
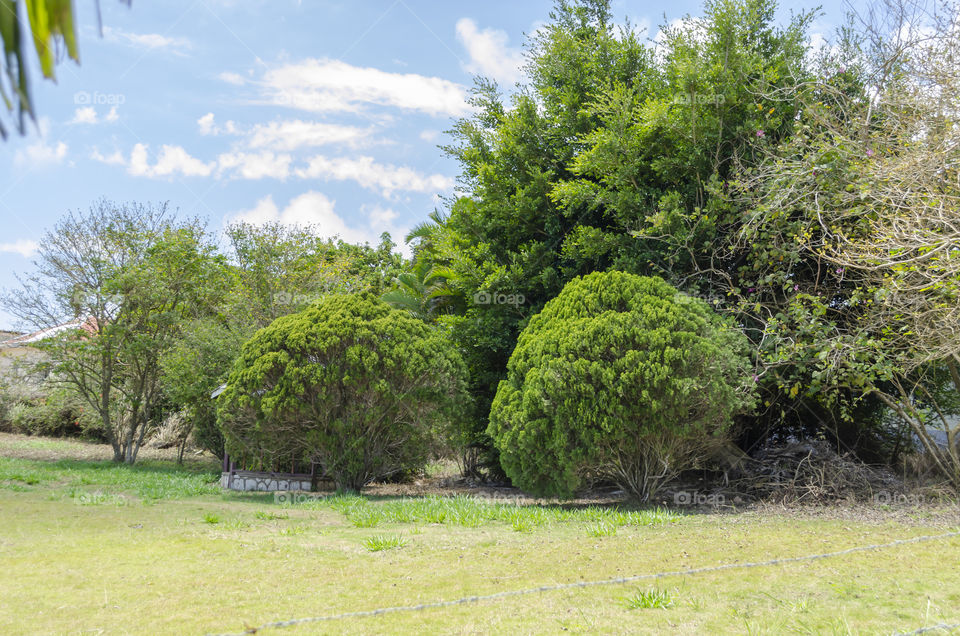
[207,529,960,635]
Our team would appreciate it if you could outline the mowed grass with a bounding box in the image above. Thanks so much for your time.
[1,435,959,635]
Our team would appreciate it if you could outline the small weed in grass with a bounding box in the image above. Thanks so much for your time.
[588,521,617,537]
[624,588,673,610]
[254,511,288,521]
[364,534,407,551]
[348,506,384,528]
[279,525,307,536]
[203,513,220,524]
[511,517,532,532]
[327,492,365,514]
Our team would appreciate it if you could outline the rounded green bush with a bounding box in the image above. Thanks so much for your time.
[488,271,756,500]
[217,293,468,490]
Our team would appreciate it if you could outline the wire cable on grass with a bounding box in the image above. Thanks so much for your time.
[894,622,960,635]
[208,529,960,635]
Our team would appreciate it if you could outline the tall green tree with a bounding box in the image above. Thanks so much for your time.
[159,318,241,461]
[422,0,814,474]
[2,199,225,463]
[736,0,960,483]
[225,222,402,329]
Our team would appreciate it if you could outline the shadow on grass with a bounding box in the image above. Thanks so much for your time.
[220,486,737,522]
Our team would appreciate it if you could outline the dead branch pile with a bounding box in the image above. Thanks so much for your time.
[737,440,903,504]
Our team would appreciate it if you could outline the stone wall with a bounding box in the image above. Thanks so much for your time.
[220,470,313,492]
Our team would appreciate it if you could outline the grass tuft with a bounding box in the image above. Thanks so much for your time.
[624,588,674,609]
[364,534,408,551]
[588,521,617,537]
[254,510,288,521]
[279,525,307,536]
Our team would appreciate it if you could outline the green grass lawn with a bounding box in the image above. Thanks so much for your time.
[1,434,959,635]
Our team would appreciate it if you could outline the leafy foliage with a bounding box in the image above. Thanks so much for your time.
[419,0,817,473]
[2,200,227,463]
[225,222,402,330]
[158,319,242,460]
[217,293,469,490]
[0,386,102,439]
[488,271,756,500]
[0,0,130,139]
[735,0,960,484]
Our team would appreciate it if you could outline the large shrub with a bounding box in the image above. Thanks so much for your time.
[217,293,468,490]
[488,271,756,500]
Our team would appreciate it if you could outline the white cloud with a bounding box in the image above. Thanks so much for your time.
[419,129,440,143]
[296,155,454,196]
[261,58,471,117]
[227,192,388,248]
[455,18,525,84]
[90,148,126,165]
[217,151,292,180]
[104,26,191,54]
[95,143,293,181]
[0,239,39,258]
[197,112,217,135]
[199,112,372,150]
[70,107,98,124]
[128,144,215,178]
[69,105,119,125]
[218,71,246,85]
[14,131,68,167]
[247,120,373,151]
[91,143,452,192]
[195,112,240,136]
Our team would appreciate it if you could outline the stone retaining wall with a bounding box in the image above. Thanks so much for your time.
[221,470,313,492]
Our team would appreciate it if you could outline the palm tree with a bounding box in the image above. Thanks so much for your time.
[404,209,447,259]
[381,260,466,320]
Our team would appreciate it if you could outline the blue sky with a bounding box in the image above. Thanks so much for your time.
[0,0,858,330]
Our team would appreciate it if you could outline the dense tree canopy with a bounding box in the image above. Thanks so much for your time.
[415,0,818,472]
